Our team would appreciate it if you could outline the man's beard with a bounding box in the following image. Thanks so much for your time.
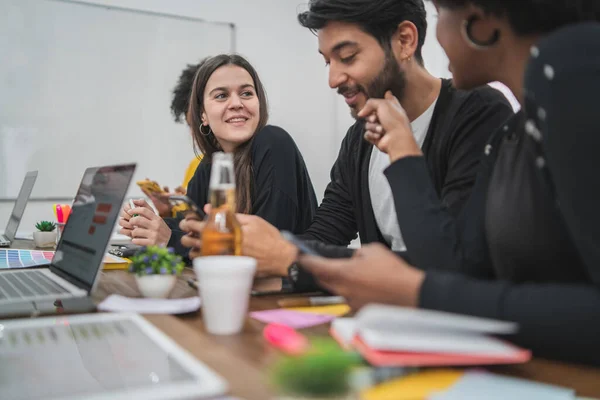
[338,53,406,120]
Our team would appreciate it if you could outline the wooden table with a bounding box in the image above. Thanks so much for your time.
[12,240,600,399]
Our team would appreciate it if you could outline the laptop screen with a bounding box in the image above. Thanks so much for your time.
[4,171,38,242]
[52,164,135,291]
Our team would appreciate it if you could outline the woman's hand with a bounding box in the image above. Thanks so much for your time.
[141,180,174,218]
[358,91,422,162]
[298,243,425,310]
[119,199,172,246]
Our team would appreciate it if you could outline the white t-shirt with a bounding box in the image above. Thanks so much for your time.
[368,98,438,251]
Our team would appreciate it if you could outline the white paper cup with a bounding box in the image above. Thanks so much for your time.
[193,256,257,335]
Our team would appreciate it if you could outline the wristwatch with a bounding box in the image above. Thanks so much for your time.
[287,261,318,292]
[288,262,300,285]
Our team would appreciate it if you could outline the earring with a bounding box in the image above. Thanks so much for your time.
[461,15,500,50]
[200,124,212,136]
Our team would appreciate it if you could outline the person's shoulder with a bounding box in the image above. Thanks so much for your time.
[252,124,298,150]
[445,79,512,111]
[341,120,365,146]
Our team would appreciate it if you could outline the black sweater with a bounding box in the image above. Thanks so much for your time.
[167,125,318,258]
[291,80,513,289]
[299,80,513,250]
[391,23,600,366]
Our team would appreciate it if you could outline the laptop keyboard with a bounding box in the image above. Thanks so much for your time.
[0,270,70,299]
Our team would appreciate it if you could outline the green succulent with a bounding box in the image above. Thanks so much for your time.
[128,246,185,276]
[271,338,361,397]
[35,221,57,232]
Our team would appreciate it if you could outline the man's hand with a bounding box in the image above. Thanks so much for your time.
[298,243,425,310]
[236,214,297,277]
[122,199,172,247]
[179,217,204,259]
[358,91,422,163]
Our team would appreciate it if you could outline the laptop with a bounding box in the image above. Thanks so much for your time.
[0,171,38,247]
[0,163,136,316]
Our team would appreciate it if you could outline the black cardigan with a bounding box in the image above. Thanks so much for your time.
[299,79,513,250]
[414,23,600,366]
[167,125,318,258]
[290,80,513,290]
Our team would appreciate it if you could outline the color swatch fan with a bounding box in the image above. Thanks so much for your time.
[0,249,53,269]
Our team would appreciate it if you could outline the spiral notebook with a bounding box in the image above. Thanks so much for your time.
[330,304,531,367]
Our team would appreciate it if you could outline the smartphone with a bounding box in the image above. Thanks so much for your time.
[280,231,320,256]
[168,195,206,220]
[136,179,165,194]
[109,243,143,258]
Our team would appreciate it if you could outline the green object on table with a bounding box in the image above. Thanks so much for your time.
[35,221,56,232]
[272,338,361,398]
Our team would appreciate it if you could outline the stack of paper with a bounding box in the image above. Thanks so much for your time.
[330,304,531,367]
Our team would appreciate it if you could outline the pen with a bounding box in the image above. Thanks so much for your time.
[187,279,198,291]
[129,199,139,217]
[278,296,346,308]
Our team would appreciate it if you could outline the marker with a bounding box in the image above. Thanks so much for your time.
[187,279,198,291]
[55,204,64,224]
[263,324,309,355]
[277,296,346,308]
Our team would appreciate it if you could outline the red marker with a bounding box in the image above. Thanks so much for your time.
[55,204,64,224]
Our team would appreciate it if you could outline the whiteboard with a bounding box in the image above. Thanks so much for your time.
[0,0,234,199]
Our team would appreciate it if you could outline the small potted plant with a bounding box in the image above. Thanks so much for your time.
[33,221,57,248]
[128,246,185,298]
[272,339,360,399]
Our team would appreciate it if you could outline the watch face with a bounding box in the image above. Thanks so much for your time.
[289,264,299,281]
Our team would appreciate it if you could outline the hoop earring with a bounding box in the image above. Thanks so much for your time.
[461,15,500,50]
[200,124,212,136]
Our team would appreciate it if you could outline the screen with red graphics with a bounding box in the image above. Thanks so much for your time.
[53,164,135,290]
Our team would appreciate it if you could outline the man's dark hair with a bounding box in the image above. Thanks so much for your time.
[298,0,428,65]
[434,0,599,36]
[170,62,201,123]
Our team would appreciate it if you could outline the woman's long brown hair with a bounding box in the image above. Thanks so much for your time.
[187,54,269,214]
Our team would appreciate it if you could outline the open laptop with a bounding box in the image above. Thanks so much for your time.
[0,163,135,316]
[0,171,38,247]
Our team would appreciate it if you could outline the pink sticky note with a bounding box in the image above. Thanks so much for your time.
[250,309,334,329]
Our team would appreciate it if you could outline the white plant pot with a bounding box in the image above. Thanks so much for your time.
[135,275,177,298]
[33,231,58,248]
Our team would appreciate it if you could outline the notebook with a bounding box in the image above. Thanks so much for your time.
[330,304,531,367]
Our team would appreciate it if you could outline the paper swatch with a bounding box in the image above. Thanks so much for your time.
[287,304,351,317]
[250,309,334,329]
[98,294,201,314]
[362,369,464,400]
[430,371,575,400]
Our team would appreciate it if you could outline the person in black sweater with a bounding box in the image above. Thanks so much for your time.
[298,2,600,366]
[119,54,317,259]
[233,0,513,277]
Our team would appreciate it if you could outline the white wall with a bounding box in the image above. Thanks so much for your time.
[1,0,457,235]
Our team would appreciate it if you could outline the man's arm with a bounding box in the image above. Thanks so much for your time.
[299,126,360,246]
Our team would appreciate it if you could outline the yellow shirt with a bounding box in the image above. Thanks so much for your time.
[170,155,203,218]
[182,155,202,189]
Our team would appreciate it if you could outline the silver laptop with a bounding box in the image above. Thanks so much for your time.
[0,164,135,310]
[0,171,38,247]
